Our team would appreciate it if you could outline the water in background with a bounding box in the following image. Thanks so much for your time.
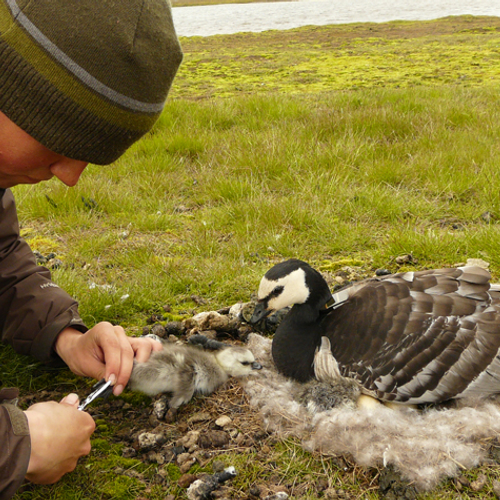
[172,0,500,37]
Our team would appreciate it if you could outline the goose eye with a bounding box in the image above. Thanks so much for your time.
[270,286,284,298]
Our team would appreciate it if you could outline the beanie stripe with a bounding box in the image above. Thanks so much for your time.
[6,0,164,114]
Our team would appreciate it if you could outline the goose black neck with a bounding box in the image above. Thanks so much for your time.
[271,303,323,382]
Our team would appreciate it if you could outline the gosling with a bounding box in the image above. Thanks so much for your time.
[129,341,262,409]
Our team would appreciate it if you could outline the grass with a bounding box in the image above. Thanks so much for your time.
[4,14,500,499]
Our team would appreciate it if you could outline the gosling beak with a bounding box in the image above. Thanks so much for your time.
[249,302,272,324]
[251,362,263,370]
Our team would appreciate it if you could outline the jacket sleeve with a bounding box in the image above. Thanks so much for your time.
[0,189,87,363]
[0,388,30,500]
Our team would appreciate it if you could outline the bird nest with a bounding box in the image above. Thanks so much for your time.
[241,333,500,492]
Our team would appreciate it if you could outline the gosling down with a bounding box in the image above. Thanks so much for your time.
[129,341,262,409]
[250,259,500,405]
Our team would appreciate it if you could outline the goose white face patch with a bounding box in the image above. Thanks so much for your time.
[258,267,310,310]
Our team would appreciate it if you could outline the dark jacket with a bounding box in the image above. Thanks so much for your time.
[0,188,88,499]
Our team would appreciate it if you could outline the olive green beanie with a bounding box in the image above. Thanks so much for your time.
[0,0,183,165]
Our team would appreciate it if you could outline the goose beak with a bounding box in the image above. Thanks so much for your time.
[249,302,272,324]
[251,362,263,370]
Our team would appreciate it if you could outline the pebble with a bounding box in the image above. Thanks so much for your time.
[263,494,289,500]
[177,452,194,466]
[215,415,232,428]
[165,321,185,335]
[180,459,197,473]
[395,254,416,265]
[137,432,158,450]
[228,302,245,320]
[198,430,230,449]
[177,430,200,451]
[470,474,487,491]
[493,480,500,499]
[188,412,211,424]
[121,447,137,458]
[153,394,169,420]
[184,311,239,332]
[178,473,198,489]
[151,323,166,338]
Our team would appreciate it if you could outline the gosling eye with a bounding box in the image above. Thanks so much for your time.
[241,361,251,366]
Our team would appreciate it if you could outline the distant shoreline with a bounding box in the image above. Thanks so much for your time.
[172,0,288,7]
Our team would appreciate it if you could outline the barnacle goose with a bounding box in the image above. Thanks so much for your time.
[250,259,500,404]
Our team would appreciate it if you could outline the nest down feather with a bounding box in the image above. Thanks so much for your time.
[241,333,500,491]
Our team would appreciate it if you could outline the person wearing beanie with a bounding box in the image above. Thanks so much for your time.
[0,0,182,497]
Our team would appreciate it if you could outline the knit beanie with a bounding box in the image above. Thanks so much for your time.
[0,0,183,165]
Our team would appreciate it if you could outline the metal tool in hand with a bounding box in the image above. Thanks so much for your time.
[78,378,113,411]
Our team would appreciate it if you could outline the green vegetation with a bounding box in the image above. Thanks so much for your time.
[4,14,500,499]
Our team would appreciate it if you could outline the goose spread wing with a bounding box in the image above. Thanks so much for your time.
[323,267,500,403]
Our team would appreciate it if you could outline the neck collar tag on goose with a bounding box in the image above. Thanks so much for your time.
[324,297,335,309]
[320,288,350,314]
[319,296,337,315]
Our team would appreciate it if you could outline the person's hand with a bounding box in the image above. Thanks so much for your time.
[55,322,163,395]
[24,393,95,484]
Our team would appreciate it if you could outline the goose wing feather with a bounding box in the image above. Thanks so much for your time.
[322,266,500,403]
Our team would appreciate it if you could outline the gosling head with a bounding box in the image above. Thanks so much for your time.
[250,259,331,323]
[214,346,262,377]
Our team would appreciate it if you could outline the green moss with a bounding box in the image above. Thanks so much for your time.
[319,258,366,272]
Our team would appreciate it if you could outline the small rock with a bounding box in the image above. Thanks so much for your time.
[121,447,137,458]
[178,473,198,489]
[138,432,158,450]
[185,311,238,332]
[470,473,487,491]
[395,254,416,265]
[151,323,166,338]
[179,455,197,473]
[198,430,230,449]
[249,484,262,497]
[375,268,391,276]
[263,494,289,500]
[493,480,500,498]
[165,407,178,423]
[177,430,200,451]
[187,467,237,500]
[153,394,169,420]
[188,412,211,424]
[147,452,165,465]
[177,452,194,466]
[165,321,185,335]
[215,415,232,428]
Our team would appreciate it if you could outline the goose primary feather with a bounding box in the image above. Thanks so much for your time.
[250,259,500,404]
